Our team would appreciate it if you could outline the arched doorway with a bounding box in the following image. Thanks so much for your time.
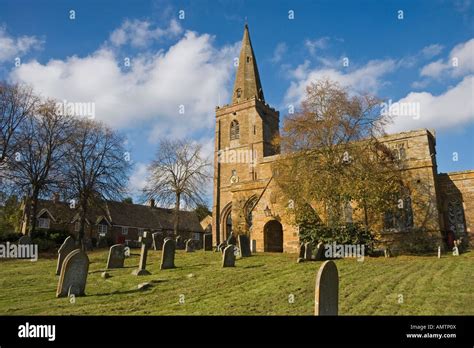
[220,203,233,243]
[264,220,283,252]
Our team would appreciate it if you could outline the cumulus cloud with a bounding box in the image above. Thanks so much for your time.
[0,25,43,63]
[108,19,182,48]
[128,162,148,197]
[386,75,474,133]
[10,27,239,138]
[420,38,474,78]
[284,59,396,106]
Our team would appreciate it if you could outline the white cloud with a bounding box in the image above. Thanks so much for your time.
[386,75,474,133]
[284,59,396,106]
[0,25,43,63]
[271,42,287,63]
[128,162,148,196]
[108,19,182,48]
[420,38,474,78]
[10,27,239,139]
[304,37,329,56]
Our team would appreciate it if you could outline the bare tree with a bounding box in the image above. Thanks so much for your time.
[7,99,73,235]
[62,119,131,248]
[0,83,39,168]
[144,139,211,237]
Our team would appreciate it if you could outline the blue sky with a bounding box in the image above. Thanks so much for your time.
[0,0,473,203]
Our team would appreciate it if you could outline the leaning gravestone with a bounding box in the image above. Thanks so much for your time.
[217,242,226,253]
[18,235,32,245]
[132,232,151,275]
[152,232,163,251]
[314,260,339,316]
[315,242,325,261]
[203,234,212,251]
[160,239,176,269]
[106,244,125,269]
[238,235,251,257]
[56,236,78,276]
[304,242,313,261]
[56,249,89,298]
[297,243,305,263]
[222,245,236,267]
[185,239,195,252]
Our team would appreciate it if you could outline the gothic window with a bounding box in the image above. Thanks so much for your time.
[448,199,466,237]
[230,120,240,140]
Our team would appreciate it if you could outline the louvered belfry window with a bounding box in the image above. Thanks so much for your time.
[230,120,240,140]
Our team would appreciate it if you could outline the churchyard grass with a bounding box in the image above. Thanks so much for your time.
[0,249,472,315]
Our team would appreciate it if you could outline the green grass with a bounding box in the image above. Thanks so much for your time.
[0,249,472,315]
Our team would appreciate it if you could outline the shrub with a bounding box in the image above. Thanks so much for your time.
[299,222,376,252]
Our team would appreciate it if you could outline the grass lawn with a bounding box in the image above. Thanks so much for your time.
[0,249,472,315]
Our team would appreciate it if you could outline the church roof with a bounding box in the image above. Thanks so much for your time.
[232,24,265,104]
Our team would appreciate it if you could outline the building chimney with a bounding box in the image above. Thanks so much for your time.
[149,199,155,208]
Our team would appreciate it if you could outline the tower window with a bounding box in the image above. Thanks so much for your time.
[230,120,240,140]
[236,88,242,98]
[247,56,250,63]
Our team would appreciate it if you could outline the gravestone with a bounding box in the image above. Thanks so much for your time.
[238,235,251,257]
[176,236,185,250]
[222,245,236,267]
[314,242,325,261]
[217,242,226,253]
[297,243,305,263]
[56,249,89,298]
[438,246,441,259]
[251,240,257,253]
[185,239,194,252]
[107,244,125,269]
[203,234,212,251]
[132,231,151,275]
[384,248,391,258]
[227,234,236,245]
[160,239,176,269]
[56,236,78,276]
[314,260,339,316]
[152,232,163,251]
[18,235,32,245]
[304,242,312,261]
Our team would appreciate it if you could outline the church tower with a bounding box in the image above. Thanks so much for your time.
[212,24,280,246]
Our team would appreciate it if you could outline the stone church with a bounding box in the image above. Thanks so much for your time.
[211,25,473,253]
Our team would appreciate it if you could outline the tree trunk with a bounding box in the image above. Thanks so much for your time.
[79,202,87,251]
[174,192,181,237]
[28,188,40,236]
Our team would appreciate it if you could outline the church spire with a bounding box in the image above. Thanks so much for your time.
[232,24,265,104]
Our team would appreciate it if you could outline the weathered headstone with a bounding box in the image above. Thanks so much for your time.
[18,235,32,245]
[56,236,78,276]
[185,239,194,252]
[314,242,325,261]
[238,234,251,257]
[438,246,441,259]
[133,232,151,275]
[315,260,339,316]
[106,244,125,269]
[203,234,212,251]
[384,248,391,258]
[152,232,163,251]
[176,236,185,250]
[251,239,257,253]
[160,239,176,270]
[222,245,236,267]
[56,249,89,298]
[304,242,312,261]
